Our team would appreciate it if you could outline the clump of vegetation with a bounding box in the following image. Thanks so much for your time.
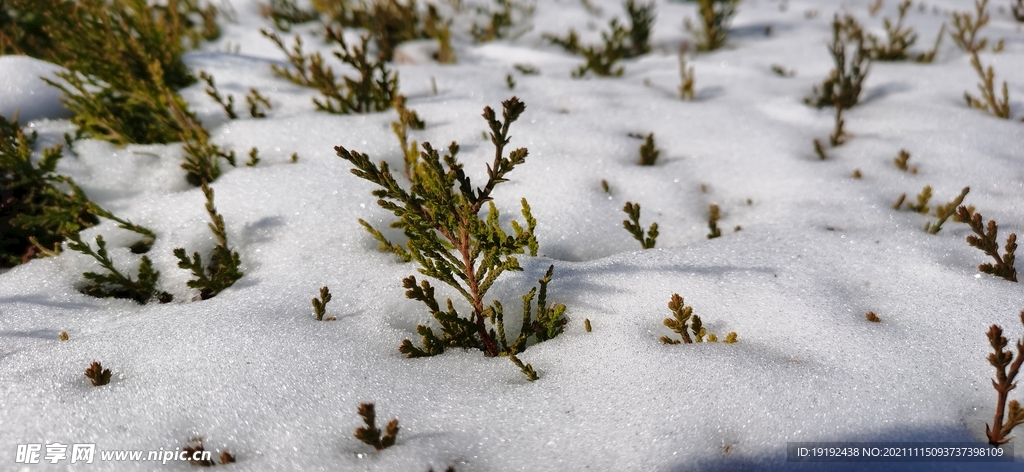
[173,184,244,300]
[173,97,238,187]
[200,71,273,120]
[0,116,98,267]
[964,51,1012,120]
[986,312,1024,446]
[806,14,870,109]
[544,0,655,77]
[622,201,658,249]
[659,293,737,344]
[707,204,722,239]
[893,149,917,174]
[907,185,932,214]
[957,206,1017,282]
[261,0,318,32]
[678,44,696,100]
[263,26,398,114]
[182,437,236,466]
[471,0,535,43]
[312,286,336,321]
[950,0,999,54]
[67,232,171,304]
[924,187,969,234]
[865,311,881,323]
[311,0,450,61]
[85,361,111,386]
[337,97,566,360]
[685,0,739,52]
[355,403,399,451]
[637,133,660,165]
[864,0,941,62]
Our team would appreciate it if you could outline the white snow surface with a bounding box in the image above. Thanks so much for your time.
[2,0,1024,470]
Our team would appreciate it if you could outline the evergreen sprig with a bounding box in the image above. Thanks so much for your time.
[951,0,991,54]
[622,201,658,249]
[805,15,870,109]
[986,312,1024,446]
[659,293,737,344]
[685,0,739,52]
[355,403,399,451]
[866,0,917,61]
[173,184,244,299]
[66,233,169,304]
[312,286,334,321]
[964,51,1011,119]
[337,97,563,359]
[544,1,654,78]
[85,361,112,386]
[924,187,969,234]
[637,133,659,166]
[958,206,1017,282]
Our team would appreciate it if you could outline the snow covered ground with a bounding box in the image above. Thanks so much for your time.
[2,0,1024,470]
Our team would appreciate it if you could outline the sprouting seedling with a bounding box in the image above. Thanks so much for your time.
[958,206,1017,282]
[85,361,111,386]
[659,293,737,344]
[637,133,660,166]
[622,201,658,249]
[964,50,1011,119]
[986,311,1024,446]
[312,286,335,321]
[355,403,399,451]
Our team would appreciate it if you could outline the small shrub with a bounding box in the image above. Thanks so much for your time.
[246,88,272,118]
[637,133,660,165]
[338,97,566,359]
[173,184,244,300]
[964,51,1011,119]
[685,0,739,52]
[957,206,1017,282]
[865,0,917,61]
[355,403,399,451]
[805,15,870,109]
[246,148,260,167]
[312,286,336,321]
[544,1,654,78]
[985,312,1024,446]
[950,0,994,53]
[85,361,111,386]
[622,201,658,249]
[470,0,535,43]
[659,293,737,344]
[67,233,171,304]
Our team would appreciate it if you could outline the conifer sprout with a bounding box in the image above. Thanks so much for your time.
[544,0,655,78]
[805,14,870,109]
[964,50,1011,119]
[355,403,400,451]
[622,201,658,249]
[685,0,739,52]
[958,206,1017,282]
[950,0,992,54]
[659,293,737,344]
[637,133,660,165]
[173,183,244,300]
[337,97,567,359]
[986,312,1024,446]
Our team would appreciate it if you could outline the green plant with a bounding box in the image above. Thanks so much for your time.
[622,201,658,249]
[312,286,336,321]
[85,361,112,386]
[685,0,739,52]
[246,147,260,167]
[263,27,398,114]
[337,97,566,359]
[924,187,969,234]
[986,312,1024,446]
[659,293,737,344]
[679,45,696,100]
[913,23,945,64]
[637,133,660,165]
[200,71,238,119]
[907,185,932,214]
[508,352,538,381]
[707,204,722,239]
[260,0,318,32]
[470,0,534,43]
[964,51,1011,119]
[172,96,237,186]
[866,0,917,61]
[173,183,244,299]
[355,403,399,451]
[391,95,425,180]
[67,232,171,304]
[958,206,1017,282]
[893,149,917,173]
[806,15,870,109]
[829,105,847,146]
[950,0,992,53]
[0,116,99,267]
[246,88,272,118]
[544,1,654,77]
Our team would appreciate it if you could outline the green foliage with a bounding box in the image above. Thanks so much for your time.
[544,1,654,78]
[951,0,992,54]
[200,71,238,119]
[924,187,969,234]
[173,96,237,186]
[85,361,112,386]
[509,353,538,381]
[865,0,915,61]
[312,286,335,321]
[986,312,1024,446]
[264,26,399,114]
[391,95,425,180]
[637,133,660,166]
[659,293,736,344]
[893,149,917,174]
[66,233,171,304]
[471,0,534,43]
[685,0,739,52]
[246,88,273,118]
[805,14,870,109]
[260,0,318,32]
[965,51,1011,119]
[355,403,399,451]
[338,97,564,359]
[958,206,1017,282]
[173,184,244,299]
[906,185,932,214]
[622,201,658,249]
[0,116,98,267]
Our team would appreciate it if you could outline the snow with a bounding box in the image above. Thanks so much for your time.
[2,0,1024,470]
